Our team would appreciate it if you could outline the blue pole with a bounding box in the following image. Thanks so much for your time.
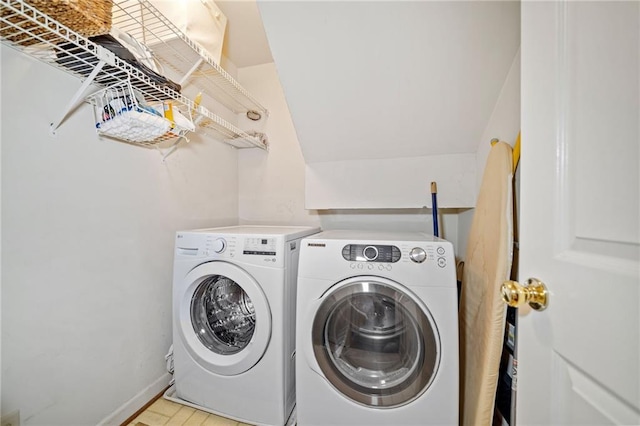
[431,182,439,237]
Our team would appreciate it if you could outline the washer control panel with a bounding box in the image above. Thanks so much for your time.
[342,244,401,263]
[243,237,277,256]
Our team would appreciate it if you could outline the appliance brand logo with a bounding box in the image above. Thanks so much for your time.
[307,243,326,247]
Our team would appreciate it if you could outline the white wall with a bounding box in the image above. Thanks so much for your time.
[457,49,521,261]
[475,49,521,193]
[304,155,477,209]
[237,63,320,227]
[1,46,239,425]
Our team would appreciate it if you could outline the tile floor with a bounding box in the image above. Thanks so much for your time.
[127,397,253,426]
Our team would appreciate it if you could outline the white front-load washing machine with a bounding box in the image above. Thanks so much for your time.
[172,225,320,426]
[296,230,459,425]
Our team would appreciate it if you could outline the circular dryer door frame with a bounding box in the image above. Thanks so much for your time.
[177,261,272,376]
[310,276,441,408]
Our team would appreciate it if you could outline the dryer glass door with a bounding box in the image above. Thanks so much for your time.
[312,279,440,408]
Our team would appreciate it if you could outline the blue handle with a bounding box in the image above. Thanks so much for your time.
[432,192,439,237]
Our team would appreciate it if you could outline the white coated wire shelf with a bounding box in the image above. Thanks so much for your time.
[112,0,268,117]
[0,0,268,152]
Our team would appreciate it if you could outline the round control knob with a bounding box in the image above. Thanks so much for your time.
[410,247,427,263]
[212,238,226,253]
[363,246,379,261]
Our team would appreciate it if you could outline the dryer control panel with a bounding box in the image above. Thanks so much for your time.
[339,242,451,270]
[342,244,401,263]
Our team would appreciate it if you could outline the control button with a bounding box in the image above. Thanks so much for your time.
[437,246,445,255]
[363,246,379,261]
[378,265,385,270]
[350,263,356,269]
[367,264,373,270]
[410,247,427,263]
[212,238,226,253]
[357,263,364,269]
[437,257,447,268]
[386,265,393,271]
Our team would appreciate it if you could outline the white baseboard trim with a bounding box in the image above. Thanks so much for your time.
[97,372,171,426]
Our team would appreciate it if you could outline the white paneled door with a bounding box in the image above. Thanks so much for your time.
[519,1,639,424]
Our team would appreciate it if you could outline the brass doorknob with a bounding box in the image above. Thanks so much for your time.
[501,278,549,311]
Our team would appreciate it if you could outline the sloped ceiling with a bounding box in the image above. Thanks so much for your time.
[257,1,520,164]
[216,0,274,68]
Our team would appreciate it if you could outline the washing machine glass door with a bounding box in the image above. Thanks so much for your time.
[191,275,256,355]
[180,261,271,376]
[312,278,440,408]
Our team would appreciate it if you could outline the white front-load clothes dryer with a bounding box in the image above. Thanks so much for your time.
[172,225,320,426]
[296,230,459,425]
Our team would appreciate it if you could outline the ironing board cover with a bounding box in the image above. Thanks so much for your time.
[459,141,514,425]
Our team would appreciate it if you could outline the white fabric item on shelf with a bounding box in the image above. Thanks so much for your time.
[98,109,171,142]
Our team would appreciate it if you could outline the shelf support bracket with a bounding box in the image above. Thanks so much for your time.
[50,60,106,135]
[178,58,204,87]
